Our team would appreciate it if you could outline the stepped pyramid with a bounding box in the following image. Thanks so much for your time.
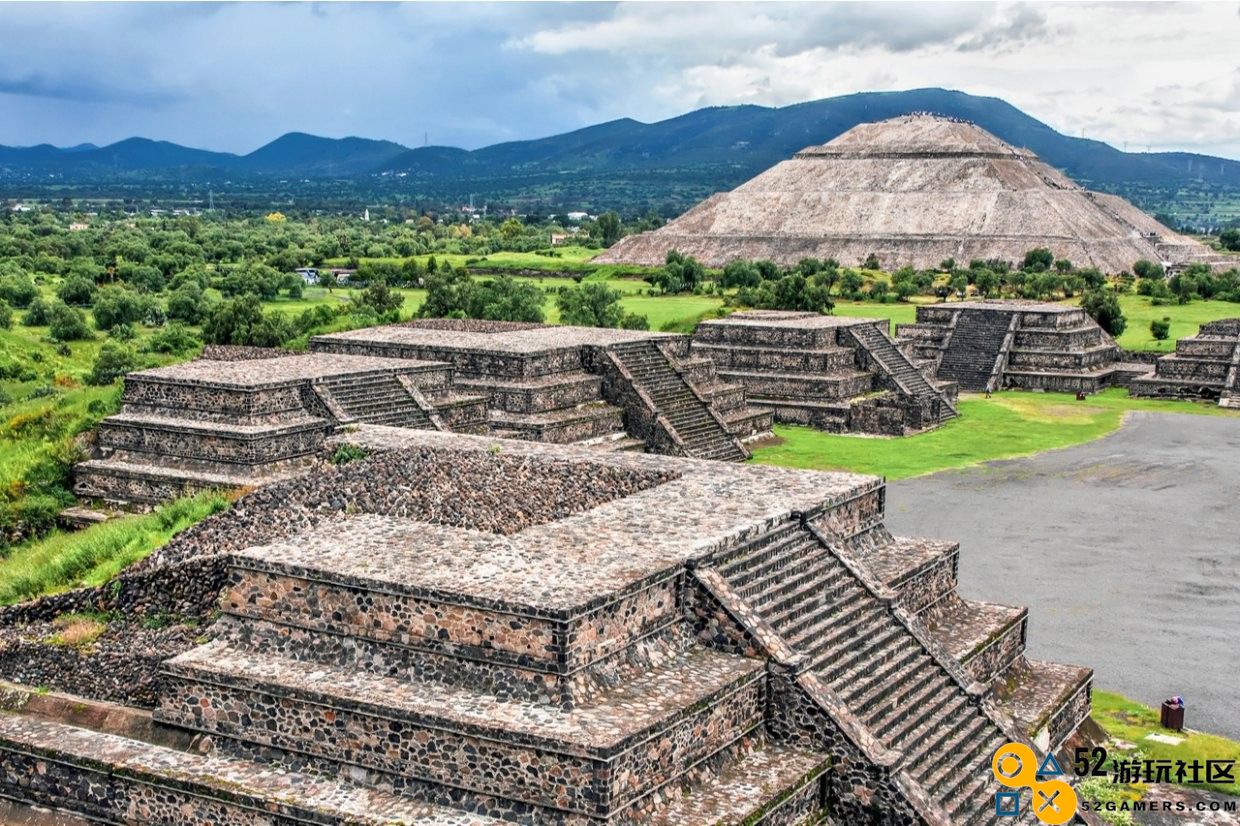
[691,310,958,434]
[3,429,1092,824]
[896,300,1148,394]
[1130,318,1240,405]
[598,114,1217,274]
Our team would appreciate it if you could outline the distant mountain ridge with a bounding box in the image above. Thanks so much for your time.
[1,88,1237,222]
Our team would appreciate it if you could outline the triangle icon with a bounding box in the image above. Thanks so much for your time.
[1038,753,1065,777]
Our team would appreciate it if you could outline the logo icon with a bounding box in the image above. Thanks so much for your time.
[992,743,1078,824]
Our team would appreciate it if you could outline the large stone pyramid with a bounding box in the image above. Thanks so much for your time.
[598,114,1216,274]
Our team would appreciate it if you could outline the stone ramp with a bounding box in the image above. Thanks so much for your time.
[608,340,749,462]
[697,520,1039,825]
[0,714,496,825]
[845,322,957,423]
[936,308,1011,392]
[316,371,434,428]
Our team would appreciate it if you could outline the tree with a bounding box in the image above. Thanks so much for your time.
[1081,288,1126,336]
[720,260,761,289]
[1023,248,1054,273]
[57,275,97,306]
[556,283,647,329]
[1219,228,1240,252]
[418,270,545,323]
[0,299,11,330]
[1054,259,1073,274]
[0,273,37,308]
[86,342,139,386]
[499,217,523,241]
[48,301,91,342]
[92,286,152,331]
[22,297,52,326]
[595,212,622,247]
[167,283,210,324]
[351,279,404,320]
[973,268,999,298]
[1133,259,1164,280]
[650,250,704,295]
[202,295,290,347]
[1150,318,1171,341]
[861,253,881,270]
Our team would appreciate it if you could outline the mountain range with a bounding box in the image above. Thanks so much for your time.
[2,88,1237,222]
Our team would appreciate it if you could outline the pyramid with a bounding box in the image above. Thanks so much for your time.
[598,114,1218,274]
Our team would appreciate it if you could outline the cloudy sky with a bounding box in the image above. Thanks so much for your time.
[0,1,1237,158]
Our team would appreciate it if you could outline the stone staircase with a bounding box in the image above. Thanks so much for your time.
[316,372,434,428]
[609,341,748,462]
[705,522,1027,825]
[846,323,957,424]
[936,309,1012,392]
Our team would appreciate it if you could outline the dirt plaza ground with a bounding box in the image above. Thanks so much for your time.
[885,412,1240,740]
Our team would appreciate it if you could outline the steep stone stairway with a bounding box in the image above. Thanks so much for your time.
[316,372,433,428]
[936,310,1014,392]
[710,522,1018,825]
[609,341,748,462]
[847,323,957,423]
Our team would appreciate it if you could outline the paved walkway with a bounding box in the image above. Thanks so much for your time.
[885,412,1240,740]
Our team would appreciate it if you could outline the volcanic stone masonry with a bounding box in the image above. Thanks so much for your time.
[691,310,958,435]
[74,351,489,506]
[1129,318,1240,407]
[310,318,773,461]
[0,428,1091,824]
[896,300,1150,394]
[598,113,1227,274]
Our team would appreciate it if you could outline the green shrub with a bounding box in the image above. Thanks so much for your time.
[23,297,52,326]
[202,294,291,347]
[0,299,11,330]
[143,323,201,356]
[1081,288,1126,336]
[0,273,37,308]
[92,286,151,331]
[1150,318,1171,341]
[57,275,98,307]
[48,301,91,342]
[86,342,139,386]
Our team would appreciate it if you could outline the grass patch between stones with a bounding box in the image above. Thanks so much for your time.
[0,492,232,605]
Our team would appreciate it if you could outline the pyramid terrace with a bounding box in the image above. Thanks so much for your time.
[1,428,1091,824]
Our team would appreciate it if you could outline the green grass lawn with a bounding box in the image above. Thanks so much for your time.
[1114,294,1240,352]
[0,492,231,605]
[1092,690,1240,797]
[752,389,1240,480]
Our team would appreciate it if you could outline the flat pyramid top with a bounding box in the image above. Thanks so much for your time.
[798,114,1031,158]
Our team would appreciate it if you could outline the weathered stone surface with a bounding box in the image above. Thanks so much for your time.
[598,114,1223,274]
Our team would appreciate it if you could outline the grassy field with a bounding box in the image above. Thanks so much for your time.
[1092,690,1240,797]
[1113,294,1240,352]
[752,389,1240,480]
[0,492,231,605]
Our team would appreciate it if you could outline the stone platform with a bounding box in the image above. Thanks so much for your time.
[691,311,957,435]
[74,352,486,505]
[897,300,1130,394]
[312,319,772,461]
[1,428,1092,824]
[1129,318,1240,406]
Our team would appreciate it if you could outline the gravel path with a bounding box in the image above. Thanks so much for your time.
[884,411,1240,740]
